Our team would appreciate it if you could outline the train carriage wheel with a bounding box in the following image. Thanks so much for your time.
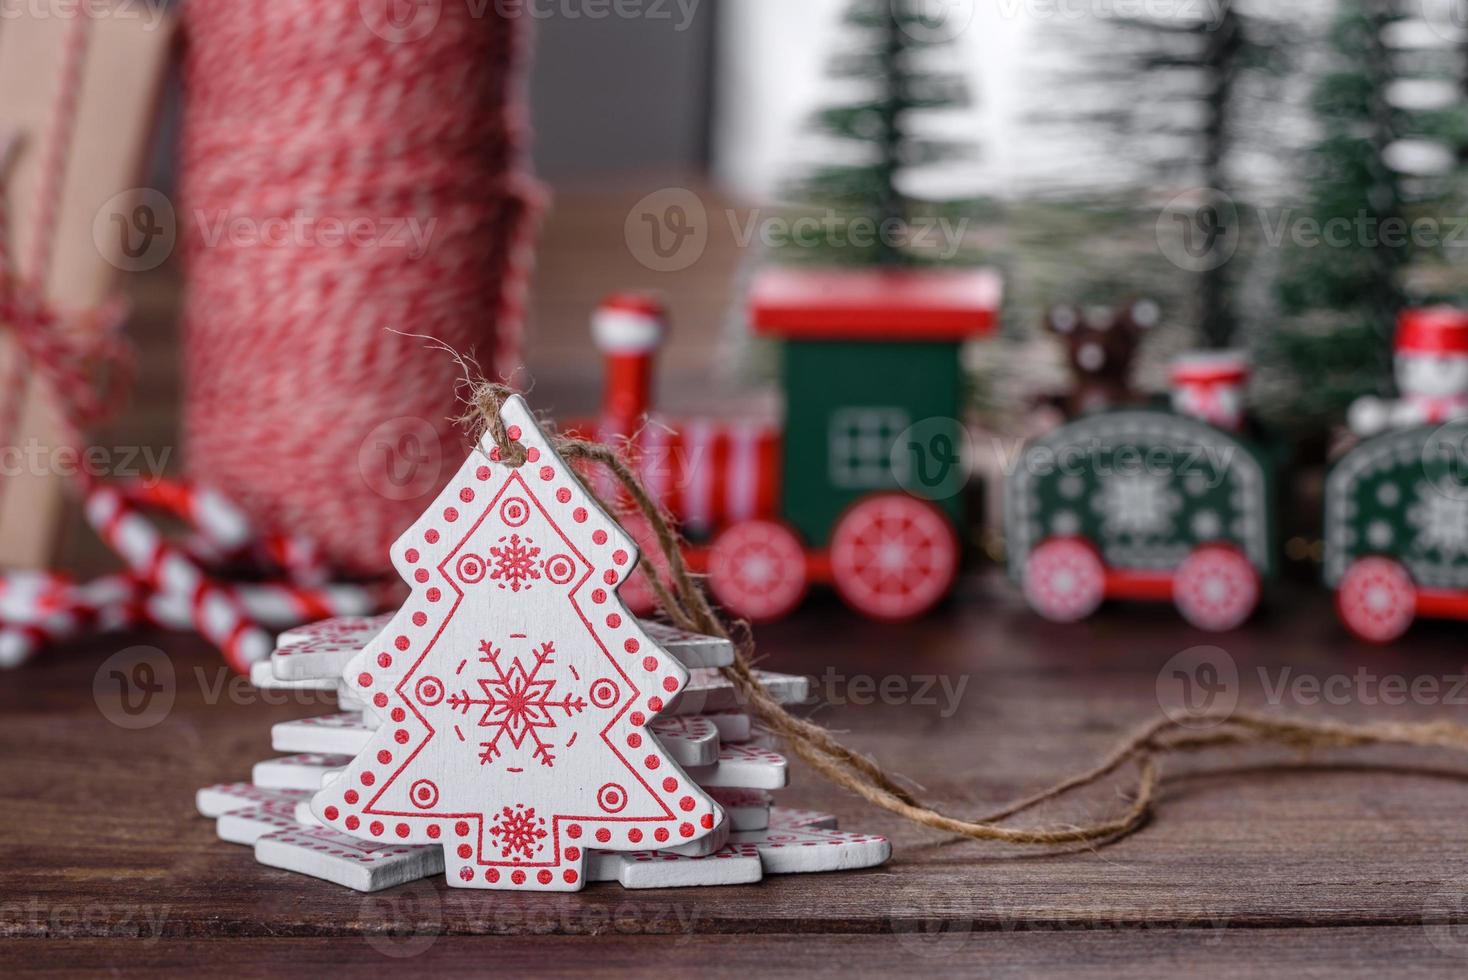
[1024,537,1106,624]
[615,513,668,617]
[1173,544,1260,632]
[828,494,959,622]
[708,520,808,623]
[1337,557,1417,644]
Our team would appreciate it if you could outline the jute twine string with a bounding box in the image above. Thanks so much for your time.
[463,380,1468,848]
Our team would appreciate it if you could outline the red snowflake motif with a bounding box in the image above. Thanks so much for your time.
[489,804,548,861]
[449,640,587,768]
[489,533,541,592]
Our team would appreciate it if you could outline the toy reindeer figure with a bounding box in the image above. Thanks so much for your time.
[1045,298,1159,418]
[1350,307,1468,438]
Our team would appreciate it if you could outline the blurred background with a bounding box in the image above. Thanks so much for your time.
[536,0,1468,443]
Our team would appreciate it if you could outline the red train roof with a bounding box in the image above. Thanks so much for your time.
[750,266,1003,342]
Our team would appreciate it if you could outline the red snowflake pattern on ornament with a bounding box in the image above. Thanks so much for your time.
[489,533,541,591]
[449,640,587,767]
[489,804,548,860]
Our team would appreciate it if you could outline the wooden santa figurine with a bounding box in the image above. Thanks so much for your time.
[1170,350,1250,434]
[1350,307,1468,438]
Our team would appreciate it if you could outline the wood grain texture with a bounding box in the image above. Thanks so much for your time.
[3,930,1468,979]
[9,186,1468,973]
[6,585,1468,944]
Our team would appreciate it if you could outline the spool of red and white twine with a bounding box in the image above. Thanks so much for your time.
[1,4,541,670]
[179,0,544,576]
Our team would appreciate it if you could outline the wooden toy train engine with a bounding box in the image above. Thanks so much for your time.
[573,267,1002,623]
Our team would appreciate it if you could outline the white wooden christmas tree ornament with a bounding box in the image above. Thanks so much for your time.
[639,620,734,669]
[277,614,392,649]
[730,823,891,875]
[310,395,723,891]
[665,668,809,715]
[196,782,310,818]
[605,842,764,889]
[705,712,753,742]
[648,715,720,767]
[272,713,373,755]
[253,753,351,791]
[254,826,444,893]
[338,688,371,715]
[248,661,335,692]
[768,807,839,830]
[684,743,789,790]
[270,633,378,681]
[274,613,729,678]
[708,788,772,830]
[217,800,301,845]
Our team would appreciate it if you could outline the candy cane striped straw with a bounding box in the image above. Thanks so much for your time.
[232,580,386,629]
[255,531,331,587]
[0,620,67,669]
[84,485,272,673]
[0,570,74,620]
[0,478,391,671]
[0,572,150,668]
[120,478,332,586]
[117,479,254,552]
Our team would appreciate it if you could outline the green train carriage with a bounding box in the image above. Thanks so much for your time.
[1325,423,1468,642]
[1005,406,1278,631]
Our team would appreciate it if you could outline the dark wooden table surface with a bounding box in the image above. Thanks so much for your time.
[6,183,1468,976]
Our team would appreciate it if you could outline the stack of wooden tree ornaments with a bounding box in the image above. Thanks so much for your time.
[194,396,890,892]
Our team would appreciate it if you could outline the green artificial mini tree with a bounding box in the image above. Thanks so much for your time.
[1031,2,1289,350]
[779,0,981,267]
[1261,0,1467,433]
[1269,0,1408,421]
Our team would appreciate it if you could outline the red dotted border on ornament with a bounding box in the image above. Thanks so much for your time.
[263,829,428,865]
[649,715,717,739]
[280,614,391,646]
[224,807,298,836]
[201,783,312,811]
[740,827,890,850]
[718,744,785,765]
[629,842,761,864]
[707,787,772,807]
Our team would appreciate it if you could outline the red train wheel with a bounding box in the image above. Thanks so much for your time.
[708,520,808,623]
[828,494,959,622]
[1337,557,1417,644]
[1023,537,1105,623]
[615,513,667,617]
[1173,544,1259,632]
